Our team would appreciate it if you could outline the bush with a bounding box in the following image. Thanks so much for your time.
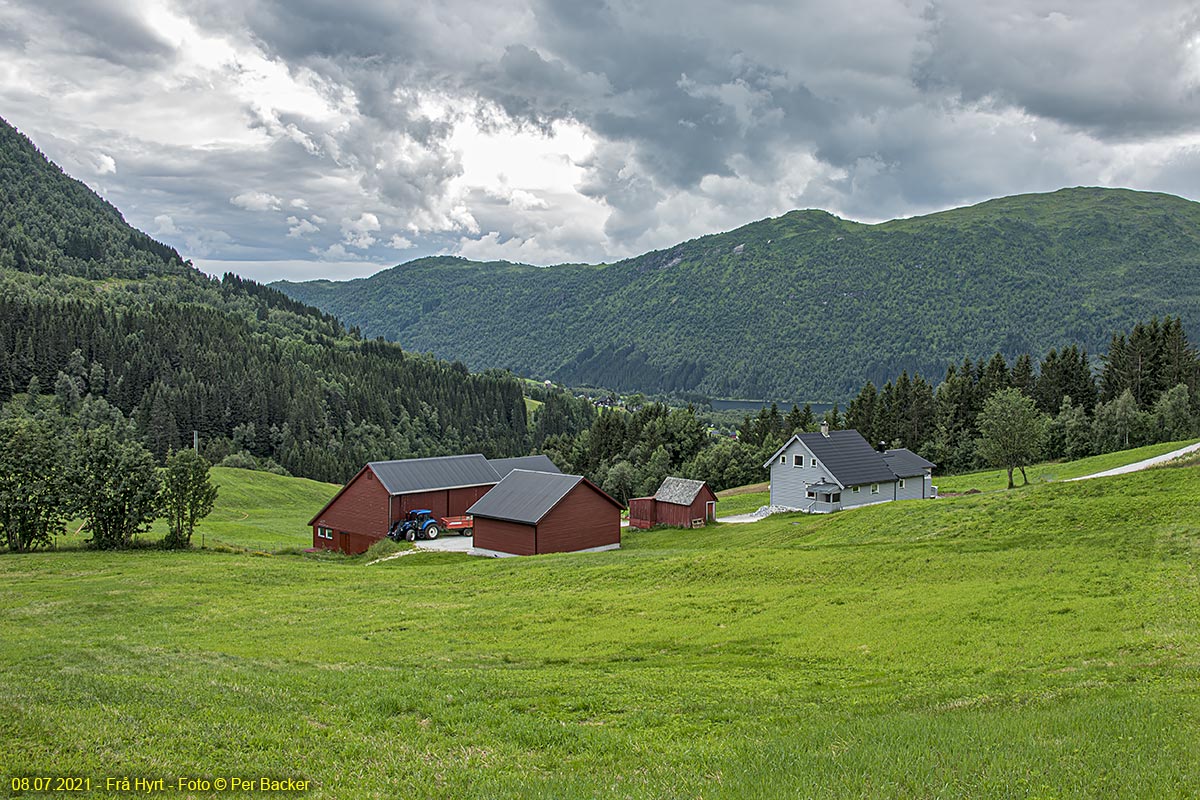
[218,451,291,476]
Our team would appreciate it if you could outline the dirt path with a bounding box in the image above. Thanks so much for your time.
[1065,441,1200,482]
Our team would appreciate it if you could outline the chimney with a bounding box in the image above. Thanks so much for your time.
[820,420,830,437]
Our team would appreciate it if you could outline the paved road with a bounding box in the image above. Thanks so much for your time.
[1065,441,1200,482]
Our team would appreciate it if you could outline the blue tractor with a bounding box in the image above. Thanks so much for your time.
[387,509,441,542]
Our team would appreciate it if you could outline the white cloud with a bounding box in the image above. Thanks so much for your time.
[230,190,282,211]
[388,234,414,249]
[286,215,320,237]
[341,211,381,249]
[153,213,179,235]
[95,153,116,174]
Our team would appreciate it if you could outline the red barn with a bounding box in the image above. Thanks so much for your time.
[309,454,559,553]
[468,470,624,556]
[628,477,718,529]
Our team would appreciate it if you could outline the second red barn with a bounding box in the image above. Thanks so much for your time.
[628,477,718,529]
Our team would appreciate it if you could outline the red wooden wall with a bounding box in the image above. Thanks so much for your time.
[628,497,655,529]
[474,517,537,555]
[535,483,621,554]
[311,467,390,551]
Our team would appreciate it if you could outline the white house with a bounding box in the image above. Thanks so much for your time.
[763,424,935,513]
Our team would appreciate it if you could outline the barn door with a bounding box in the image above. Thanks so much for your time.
[706,501,716,521]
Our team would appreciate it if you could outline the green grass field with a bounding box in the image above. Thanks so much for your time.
[52,467,338,553]
[2,464,1199,798]
[715,440,1200,515]
[936,439,1200,494]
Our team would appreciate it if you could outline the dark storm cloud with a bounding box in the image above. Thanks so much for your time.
[915,2,1200,139]
[18,0,174,67]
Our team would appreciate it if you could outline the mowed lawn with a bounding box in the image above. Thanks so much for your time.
[2,467,1200,798]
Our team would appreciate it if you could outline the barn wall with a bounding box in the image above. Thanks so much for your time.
[474,517,537,555]
[448,485,493,516]
[536,484,621,554]
[311,467,390,550]
[398,489,450,519]
[628,497,655,529]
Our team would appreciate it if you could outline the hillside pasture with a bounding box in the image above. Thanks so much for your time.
[2,466,1198,798]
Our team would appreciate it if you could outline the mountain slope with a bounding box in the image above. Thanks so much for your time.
[0,117,530,483]
[276,188,1200,400]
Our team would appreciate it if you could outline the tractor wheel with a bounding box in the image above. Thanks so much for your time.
[406,529,416,542]
[424,524,439,540]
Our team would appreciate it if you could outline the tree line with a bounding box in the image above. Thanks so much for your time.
[531,316,1200,501]
[0,390,217,552]
[741,316,1199,474]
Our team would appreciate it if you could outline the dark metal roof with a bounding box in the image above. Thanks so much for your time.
[653,477,709,505]
[368,454,501,495]
[882,448,937,478]
[467,469,586,525]
[488,455,561,479]
[765,429,898,487]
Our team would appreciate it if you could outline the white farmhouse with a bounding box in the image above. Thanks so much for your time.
[763,423,935,513]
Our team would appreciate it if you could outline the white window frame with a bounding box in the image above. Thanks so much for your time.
[898,478,906,489]
[793,454,803,467]
[852,486,860,493]
[780,455,786,465]
[870,483,880,494]
[811,457,817,467]
[806,490,816,499]
[317,526,334,540]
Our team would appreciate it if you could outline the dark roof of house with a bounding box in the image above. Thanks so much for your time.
[369,454,501,495]
[882,448,937,478]
[488,454,561,479]
[467,469,622,525]
[765,429,898,487]
[653,477,711,505]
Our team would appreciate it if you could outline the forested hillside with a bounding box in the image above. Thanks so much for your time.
[0,118,529,484]
[277,188,1200,401]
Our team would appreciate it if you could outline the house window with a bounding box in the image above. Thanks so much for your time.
[852,486,860,493]
[780,455,786,465]
[806,490,816,499]
[317,527,334,540]
[899,478,906,489]
[811,458,817,467]
[831,493,841,502]
[870,483,880,494]
[793,454,803,467]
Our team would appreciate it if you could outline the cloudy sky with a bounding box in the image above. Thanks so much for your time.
[2,1,1199,282]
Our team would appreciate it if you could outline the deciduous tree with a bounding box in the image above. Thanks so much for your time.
[977,388,1046,489]
[161,449,218,549]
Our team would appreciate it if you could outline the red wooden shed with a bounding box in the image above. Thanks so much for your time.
[468,470,624,556]
[309,454,560,554]
[627,477,718,529]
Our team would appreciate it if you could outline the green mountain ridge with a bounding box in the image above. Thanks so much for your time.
[276,187,1200,401]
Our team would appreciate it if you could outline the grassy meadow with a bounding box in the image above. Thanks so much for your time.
[50,467,338,553]
[2,463,1199,798]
